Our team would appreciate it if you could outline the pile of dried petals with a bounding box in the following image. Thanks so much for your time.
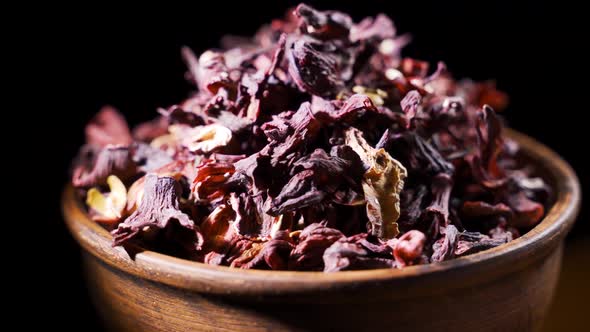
[72,4,549,272]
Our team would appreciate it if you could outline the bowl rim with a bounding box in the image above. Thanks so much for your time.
[62,129,581,295]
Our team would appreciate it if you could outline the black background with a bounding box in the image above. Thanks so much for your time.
[32,1,583,330]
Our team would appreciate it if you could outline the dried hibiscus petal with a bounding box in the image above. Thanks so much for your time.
[229,192,266,237]
[269,147,364,215]
[112,174,197,246]
[289,223,344,270]
[505,190,544,228]
[400,90,421,128]
[85,106,133,147]
[393,230,426,267]
[72,145,137,188]
[461,201,513,219]
[313,93,379,122]
[192,159,235,203]
[132,116,169,143]
[455,231,508,256]
[132,142,173,173]
[431,225,459,262]
[323,236,395,272]
[350,14,395,42]
[199,204,236,264]
[295,3,352,40]
[237,239,294,270]
[287,36,346,97]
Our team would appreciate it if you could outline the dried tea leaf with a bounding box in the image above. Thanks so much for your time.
[345,127,407,239]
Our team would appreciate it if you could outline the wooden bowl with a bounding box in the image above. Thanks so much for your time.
[62,129,580,332]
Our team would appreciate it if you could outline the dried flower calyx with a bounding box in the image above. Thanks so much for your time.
[72,3,549,272]
[112,174,197,247]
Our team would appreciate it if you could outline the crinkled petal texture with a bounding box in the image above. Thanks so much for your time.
[345,127,407,239]
[112,174,196,246]
[73,145,137,188]
[323,234,395,272]
[73,3,548,271]
[85,106,133,147]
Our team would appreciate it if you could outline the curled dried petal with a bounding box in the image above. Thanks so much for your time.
[313,93,378,122]
[289,223,344,270]
[350,14,395,42]
[269,147,365,215]
[461,201,513,219]
[125,160,187,213]
[199,204,236,262]
[229,192,265,237]
[400,90,421,128]
[431,225,459,262]
[455,231,508,256]
[191,50,234,94]
[125,176,144,214]
[85,106,133,147]
[237,239,294,270]
[229,241,264,268]
[323,237,395,272]
[393,230,426,267]
[112,174,196,246]
[345,127,407,239]
[86,175,127,224]
[287,37,346,97]
[423,173,453,227]
[295,3,352,40]
[390,132,454,177]
[192,159,235,203]
[179,124,232,154]
[505,191,545,228]
[132,142,173,173]
[72,145,137,188]
[132,116,169,143]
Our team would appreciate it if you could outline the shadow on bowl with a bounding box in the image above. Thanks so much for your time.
[62,129,580,332]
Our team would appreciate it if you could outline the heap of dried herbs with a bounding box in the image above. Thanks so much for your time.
[72,4,549,272]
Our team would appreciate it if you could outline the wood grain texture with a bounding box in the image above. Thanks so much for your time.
[62,129,581,332]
